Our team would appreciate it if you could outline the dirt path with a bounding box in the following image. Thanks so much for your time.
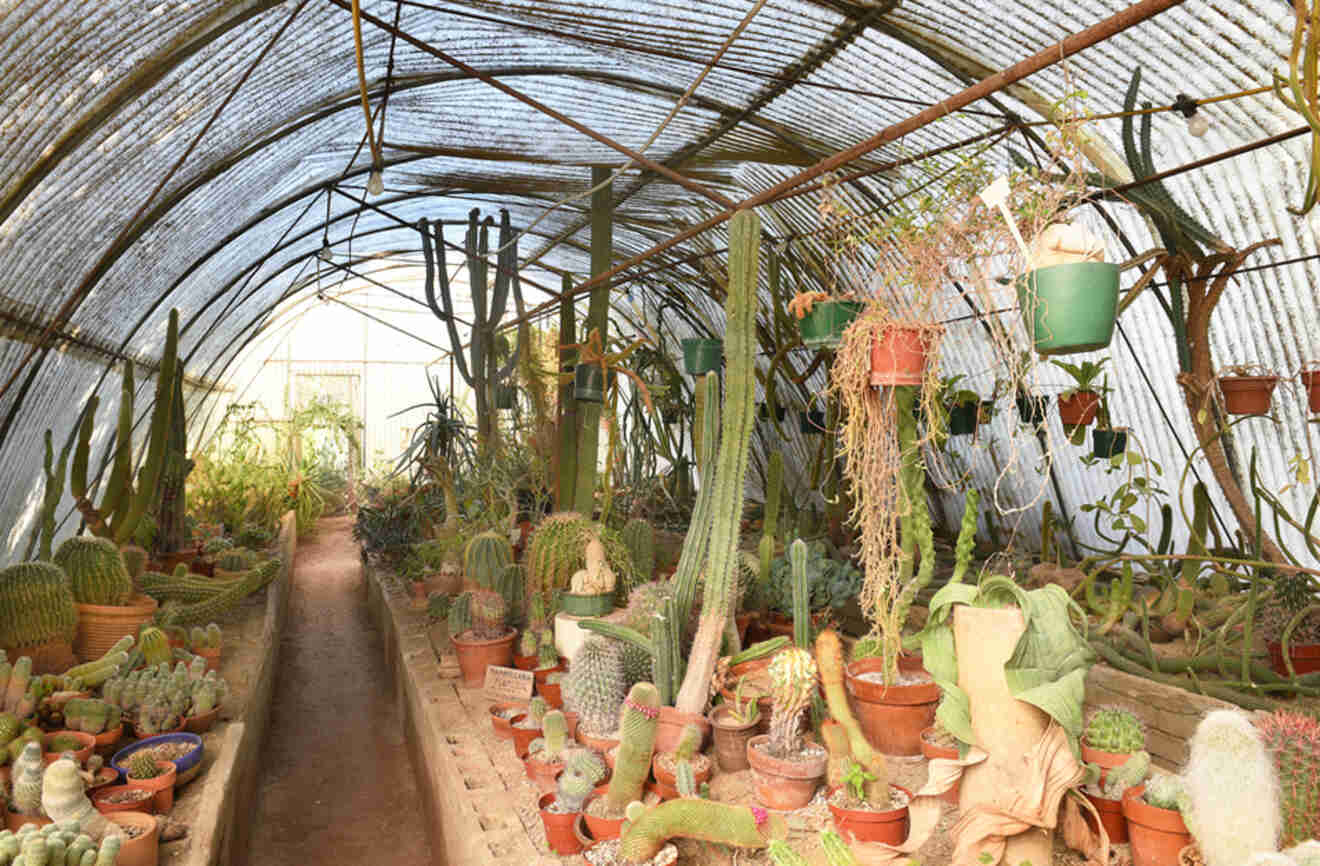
[243,515,432,863]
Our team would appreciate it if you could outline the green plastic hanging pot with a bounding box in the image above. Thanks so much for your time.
[1016,394,1049,426]
[947,401,979,436]
[1092,428,1128,459]
[574,364,605,403]
[494,384,516,410]
[1016,262,1120,356]
[798,300,863,350]
[682,338,723,375]
[560,592,614,617]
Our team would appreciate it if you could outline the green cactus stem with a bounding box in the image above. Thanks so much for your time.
[767,840,809,866]
[464,531,514,590]
[605,682,660,814]
[556,751,599,812]
[1101,750,1151,799]
[448,592,471,638]
[619,800,785,863]
[562,637,625,735]
[621,519,656,588]
[52,538,133,607]
[27,430,72,562]
[789,540,810,649]
[540,710,567,761]
[0,562,78,650]
[673,724,701,762]
[820,830,859,866]
[949,489,981,586]
[675,759,697,797]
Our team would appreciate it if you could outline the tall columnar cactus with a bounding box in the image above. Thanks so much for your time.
[621,519,656,588]
[420,208,526,457]
[465,531,513,590]
[816,630,889,805]
[605,682,660,813]
[51,538,133,607]
[789,540,810,649]
[468,589,508,640]
[1084,707,1145,753]
[0,562,77,650]
[619,800,784,863]
[649,594,683,705]
[675,758,697,798]
[1256,711,1320,846]
[673,209,761,713]
[673,724,701,761]
[767,647,816,758]
[71,310,180,547]
[27,429,72,561]
[1183,709,1281,866]
[757,451,784,591]
[562,637,626,735]
[156,356,194,556]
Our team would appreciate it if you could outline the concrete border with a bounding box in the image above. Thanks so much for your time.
[364,558,545,866]
[181,510,297,866]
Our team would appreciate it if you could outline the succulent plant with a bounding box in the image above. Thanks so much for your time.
[1084,706,1145,753]
[464,531,513,590]
[536,641,558,670]
[1100,750,1151,799]
[1144,772,1185,810]
[1258,710,1320,846]
[41,757,117,840]
[52,537,133,607]
[0,562,78,651]
[767,647,816,758]
[556,748,605,812]
[604,682,660,814]
[517,630,538,657]
[11,741,44,815]
[562,637,626,736]
[127,751,164,780]
[468,589,508,640]
[673,724,701,762]
[137,627,171,668]
[676,759,697,798]
[538,710,568,762]
[620,518,655,592]
[1184,709,1281,866]
[619,800,782,863]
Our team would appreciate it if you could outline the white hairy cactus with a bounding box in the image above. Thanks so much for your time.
[1183,709,1281,866]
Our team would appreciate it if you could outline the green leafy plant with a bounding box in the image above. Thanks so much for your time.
[841,758,876,802]
[1051,357,1110,399]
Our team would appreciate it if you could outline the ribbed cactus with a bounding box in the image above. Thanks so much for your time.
[1100,750,1151,799]
[789,540,810,649]
[29,429,71,562]
[464,531,513,589]
[536,640,558,670]
[41,758,116,841]
[52,538,133,607]
[1183,709,1281,866]
[1258,711,1320,846]
[618,800,783,863]
[557,749,606,811]
[468,589,508,640]
[676,760,697,798]
[767,647,816,758]
[562,637,626,735]
[540,710,567,761]
[757,452,784,593]
[155,557,279,626]
[621,641,652,688]
[517,630,538,657]
[214,548,257,573]
[448,591,472,638]
[0,562,77,650]
[605,682,661,813]
[1084,707,1145,753]
[621,519,655,589]
[496,564,523,626]
[768,840,809,866]
[820,830,858,866]
[128,752,163,780]
[527,696,548,727]
[12,741,44,814]
[673,724,701,762]
[138,628,170,668]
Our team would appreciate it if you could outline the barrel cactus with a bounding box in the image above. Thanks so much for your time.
[11,741,44,815]
[1084,706,1145,753]
[767,647,817,758]
[464,531,513,589]
[0,562,77,650]
[52,537,133,606]
[562,637,626,735]
[469,589,508,640]
[138,627,171,668]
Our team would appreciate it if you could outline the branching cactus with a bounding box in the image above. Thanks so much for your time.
[562,637,626,735]
[1184,709,1281,866]
[605,682,660,814]
[1257,710,1320,846]
[1084,706,1145,753]
[1101,750,1151,799]
[815,630,889,805]
[767,648,816,758]
[469,589,508,640]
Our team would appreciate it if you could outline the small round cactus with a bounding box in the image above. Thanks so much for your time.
[1084,706,1144,753]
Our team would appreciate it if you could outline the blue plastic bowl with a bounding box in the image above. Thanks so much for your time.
[111,733,203,781]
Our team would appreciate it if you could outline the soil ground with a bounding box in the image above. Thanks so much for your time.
[242,515,432,864]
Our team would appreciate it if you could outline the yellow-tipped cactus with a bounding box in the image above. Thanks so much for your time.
[767,647,816,758]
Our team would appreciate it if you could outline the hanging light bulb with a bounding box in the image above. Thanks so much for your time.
[318,237,332,261]
[1173,94,1209,138]
[367,167,384,197]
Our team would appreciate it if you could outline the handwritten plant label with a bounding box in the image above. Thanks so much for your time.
[484,665,534,702]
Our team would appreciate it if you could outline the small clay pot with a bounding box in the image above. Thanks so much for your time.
[107,812,159,866]
[524,753,564,795]
[577,729,620,754]
[87,767,119,792]
[827,785,912,844]
[489,702,525,741]
[1218,375,1278,415]
[184,706,221,734]
[451,629,516,689]
[93,724,124,756]
[563,712,580,741]
[41,731,95,766]
[539,793,583,855]
[539,680,564,709]
[514,654,539,671]
[1058,391,1101,426]
[195,647,221,672]
[652,753,711,794]
[845,657,938,756]
[582,784,625,841]
[1085,789,1131,845]
[746,734,826,810]
[508,715,542,755]
[92,785,158,815]
[124,759,177,813]
[1267,641,1320,677]
[654,706,711,754]
[1124,785,1191,866]
[709,705,758,772]
[918,727,961,805]
[534,663,565,691]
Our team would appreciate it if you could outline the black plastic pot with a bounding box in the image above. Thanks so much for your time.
[575,365,605,403]
[947,402,978,436]
[1092,428,1128,459]
[1016,393,1049,426]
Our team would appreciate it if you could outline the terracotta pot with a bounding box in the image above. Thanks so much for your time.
[90,724,124,757]
[92,785,158,815]
[451,629,515,688]
[654,706,711,754]
[1218,375,1278,415]
[74,595,159,663]
[870,326,932,387]
[578,729,620,754]
[710,705,759,772]
[489,702,525,740]
[5,810,51,833]
[514,654,539,671]
[845,657,938,756]
[1301,369,1320,414]
[42,731,95,765]
[1124,786,1191,866]
[1085,789,1130,845]
[1057,391,1101,426]
[539,793,583,855]
[746,734,826,810]
[534,662,565,689]
[184,706,221,734]
[2,639,77,675]
[524,754,564,795]
[509,715,542,755]
[652,753,711,792]
[827,785,912,844]
[1267,641,1320,677]
[573,813,600,852]
[583,785,625,841]
[195,647,221,673]
[125,759,177,813]
[539,680,563,709]
[1080,742,1135,786]
[409,580,428,607]
[107,812,159,866]
[919,727,961,805]
[87,766,119,791]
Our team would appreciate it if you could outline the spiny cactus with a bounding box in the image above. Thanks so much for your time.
[618,800,784,863]
[518,630,538,657]
[1084,707,1145,753]
[154,558,280,627]
[12,741,44,815]
[137,628,170,668]
[448,592,472,638]
[605,682,660,814]
[536,641,558,670]
[676,759,697,798]
[1184,709,1280,866]
[40,758,117,841]
[202,537,233,556]
[1101,750,1151,799]
[557,749,606,812]
[820,830,859,866]
[128,752,163,780]
[562,637,626,735]
[767,647,816,758]
[468,589,508,640]
[789,540,810,649]
[214,548,258,573]
[51,538,133,607]
[621,518,656,591]
[1144,773,1185,811]
[527,696,548,727]
[673,724,701,762]
[464,531,513,590]
[0,562,77,650]
[539,710,567,762]
[526,514,636,615]
[1257,710,1320,846]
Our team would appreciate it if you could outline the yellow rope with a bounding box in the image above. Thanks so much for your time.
[351,0,383,169]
